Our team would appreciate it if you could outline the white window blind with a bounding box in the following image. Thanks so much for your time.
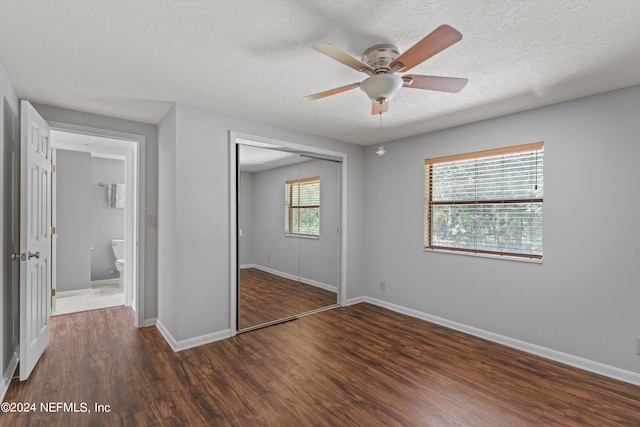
[286,176,320,236]
[424,142,544,259]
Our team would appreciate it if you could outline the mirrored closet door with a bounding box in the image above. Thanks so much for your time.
[237,143,341,331]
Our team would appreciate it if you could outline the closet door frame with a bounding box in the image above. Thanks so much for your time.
[228,131,348,336]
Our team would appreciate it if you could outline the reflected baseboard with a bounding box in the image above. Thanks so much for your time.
[240,264,337,293]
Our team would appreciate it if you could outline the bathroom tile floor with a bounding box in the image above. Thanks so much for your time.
[52,284,125,315]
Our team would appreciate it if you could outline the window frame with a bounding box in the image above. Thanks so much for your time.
[285,175,320,238]
[424,142,544,261]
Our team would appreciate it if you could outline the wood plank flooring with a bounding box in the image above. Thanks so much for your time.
[239,268,337,330]
[3,303,640,426]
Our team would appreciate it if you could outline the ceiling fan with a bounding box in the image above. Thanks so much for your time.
[304,25,468,115]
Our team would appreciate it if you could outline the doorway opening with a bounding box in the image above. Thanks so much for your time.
[49,129,143,323]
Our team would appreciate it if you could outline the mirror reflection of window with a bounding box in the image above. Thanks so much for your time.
[285,176,320,237]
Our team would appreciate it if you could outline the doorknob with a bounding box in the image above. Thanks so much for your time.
[10,252,19,261]
[28,251,40,260]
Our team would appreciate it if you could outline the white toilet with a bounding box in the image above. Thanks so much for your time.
[111,239,125,287]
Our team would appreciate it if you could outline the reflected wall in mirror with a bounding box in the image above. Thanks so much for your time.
[237,144,340,331]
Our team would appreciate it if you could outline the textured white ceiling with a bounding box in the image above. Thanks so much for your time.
[1,0,639,146]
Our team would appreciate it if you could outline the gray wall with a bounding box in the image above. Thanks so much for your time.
[33,103,158,322]
[56,150,92,292]
[363,85,640,374]
[90,156,124,281]
[238,171,254,266]
[158,102,364,343]
[0,61,19,393]
[249,158,341,287]
[157,103,177,338]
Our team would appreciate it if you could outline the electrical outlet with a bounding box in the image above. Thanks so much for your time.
[637,338,640,355]
[380,281,386,291]
[267,256,271,264]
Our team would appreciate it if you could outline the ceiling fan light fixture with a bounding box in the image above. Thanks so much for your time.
[360,74,403,103]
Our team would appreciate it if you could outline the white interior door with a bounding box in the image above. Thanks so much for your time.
[19,100,51,381]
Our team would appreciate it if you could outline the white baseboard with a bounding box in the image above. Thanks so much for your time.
[91,278,120,288]
[155,319,231,352]
[363,297,640,387]
[143,317,157,327]
[1,351,19,402]
[247,264,338,293]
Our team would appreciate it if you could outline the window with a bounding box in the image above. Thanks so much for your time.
[424,142,543,259]
[285,176,320,237]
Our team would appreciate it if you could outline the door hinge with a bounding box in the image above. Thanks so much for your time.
[51,226,56,235]
[51,164,56,173]
[51,289,56,297]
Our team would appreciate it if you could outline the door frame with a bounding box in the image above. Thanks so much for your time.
[50,148,57,313]
[47,121,146,327]
[228,131,348,336]
[0,97,19,391]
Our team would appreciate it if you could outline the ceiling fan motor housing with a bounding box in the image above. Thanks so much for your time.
[361,44,400,73]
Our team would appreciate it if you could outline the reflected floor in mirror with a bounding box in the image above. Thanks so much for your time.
[239,268,337,330]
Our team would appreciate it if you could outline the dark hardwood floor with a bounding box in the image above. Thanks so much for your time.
[3,303,640,426]
[239,267,337,330]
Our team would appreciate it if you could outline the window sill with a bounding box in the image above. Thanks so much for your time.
[285,234,319,240]
[424,248,542,264]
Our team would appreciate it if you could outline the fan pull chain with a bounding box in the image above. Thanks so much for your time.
[376,102,386,157]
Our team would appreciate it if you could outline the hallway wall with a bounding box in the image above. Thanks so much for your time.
[56,149,91,292]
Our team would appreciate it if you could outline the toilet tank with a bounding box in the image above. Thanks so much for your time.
[111,239,125,259]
